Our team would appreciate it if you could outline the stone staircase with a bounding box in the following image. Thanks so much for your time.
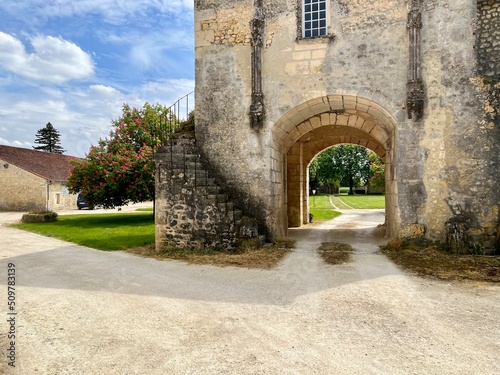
[155,132,260,251]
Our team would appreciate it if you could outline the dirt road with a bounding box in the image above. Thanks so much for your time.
[1,210,499,374]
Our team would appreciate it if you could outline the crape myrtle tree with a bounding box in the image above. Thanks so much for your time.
[67,103,176,209]
[33,122,66,154]
[309,145,376,195]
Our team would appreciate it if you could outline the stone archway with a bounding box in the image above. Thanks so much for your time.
[272,95,399,238]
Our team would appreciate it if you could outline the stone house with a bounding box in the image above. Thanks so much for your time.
[156,0,500,250]
[0,145,81,212]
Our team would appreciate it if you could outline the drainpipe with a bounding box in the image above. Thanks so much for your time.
[46,180,52,212]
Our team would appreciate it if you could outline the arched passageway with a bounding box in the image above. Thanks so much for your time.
[272,95,398,238]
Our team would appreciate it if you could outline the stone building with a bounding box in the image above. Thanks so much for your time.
[0,145,80,211]
[156,0,500,251]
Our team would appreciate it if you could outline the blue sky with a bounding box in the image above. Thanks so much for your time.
[0,0,195,157]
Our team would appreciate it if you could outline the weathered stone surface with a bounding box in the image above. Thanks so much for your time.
[0,160,77,212]
[237,217,259,239]
[477,0,500,79]
[172,0,500,250]
[399,224,426,240]
[155,137,259,251]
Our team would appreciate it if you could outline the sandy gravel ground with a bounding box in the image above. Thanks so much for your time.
[0,209,499,374]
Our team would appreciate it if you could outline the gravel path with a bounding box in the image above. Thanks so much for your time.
[1,209,499,374]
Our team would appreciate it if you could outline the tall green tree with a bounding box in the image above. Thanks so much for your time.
[310,145,373,195]
[309,149,341,194]
[33,122,65,154]
[67,103,175,208]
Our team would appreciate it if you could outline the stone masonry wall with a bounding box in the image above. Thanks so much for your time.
[48,182,78,211]
[191,0,500,249]
[155,134,259,251]
[196,3,253,46]
[418,0,500,248]
[195,0,408,239]
[0,160,46,211]
[0,162,77,211]
[477,0,500,78]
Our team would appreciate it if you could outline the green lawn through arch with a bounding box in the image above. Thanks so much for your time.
[309,194,385,221]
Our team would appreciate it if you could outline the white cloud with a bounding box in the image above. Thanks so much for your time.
[0,137,32,149]
[139,79,195,120]
[89,84,121,96]
[0,33,94,84]
[0,77,193,157]
[140,78,194,104]
[12,140,33,148]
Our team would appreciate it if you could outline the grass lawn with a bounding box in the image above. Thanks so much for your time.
[308,194,384,220]
[12,213,293,269]
[327,196,353,210]
[337,195,385,209]
[309,195,341,221]
[12,213,155,251]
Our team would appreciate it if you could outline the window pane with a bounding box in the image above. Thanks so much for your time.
[303,0,328,39]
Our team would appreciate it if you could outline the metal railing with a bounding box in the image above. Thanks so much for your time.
[168,90,195,132]
[154,90,194,147]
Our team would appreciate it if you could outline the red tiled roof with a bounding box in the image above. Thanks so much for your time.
[0,145,82,182]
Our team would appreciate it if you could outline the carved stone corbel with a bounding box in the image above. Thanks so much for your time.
[250,0,265,130]
[407,0,424,120]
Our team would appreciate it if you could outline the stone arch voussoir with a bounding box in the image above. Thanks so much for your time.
[272,94,399,237]
[273,95,397,154]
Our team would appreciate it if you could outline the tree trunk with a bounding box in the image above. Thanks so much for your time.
[348,175,355,195]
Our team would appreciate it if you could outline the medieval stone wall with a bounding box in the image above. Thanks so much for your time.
[155,134,260,250]
[417,0,499,248]
[195,0,407,239]
[477,0,500,78]
[189,0,499,248]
